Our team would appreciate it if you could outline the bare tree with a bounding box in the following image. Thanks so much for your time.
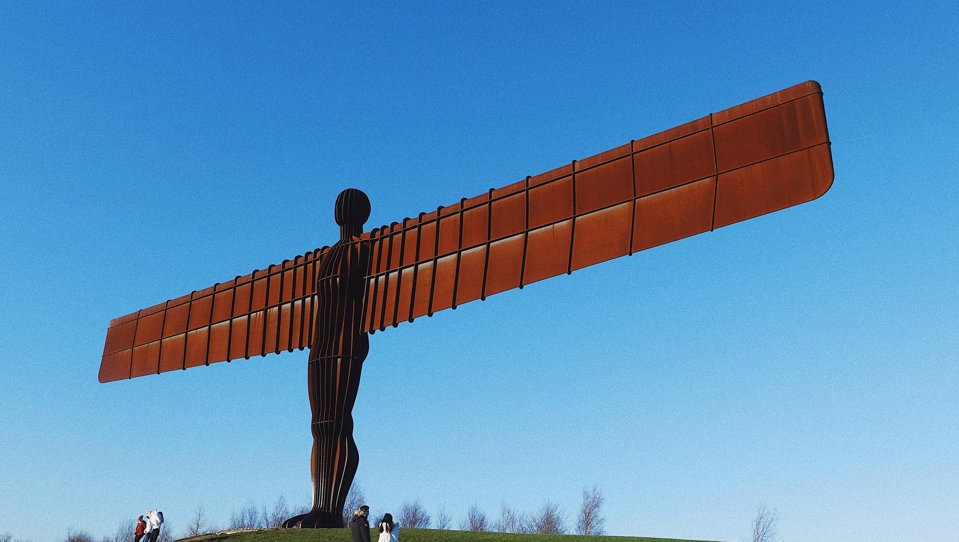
[64,529,94,542]
[184,506,209,537]
[751,505,777,542]
[229,502,263,529]
[105,520,137,542]
[532,501,567,534]
[576,485,605,535]
[435,507,451,530]
[267,496,290,528]
[496,504,530,533]
[459,504,488,532]
[398,501,431,528]
[156,523,173,542]
[342,483,367,527]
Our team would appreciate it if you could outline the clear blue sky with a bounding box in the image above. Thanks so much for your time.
[2,2,957,541]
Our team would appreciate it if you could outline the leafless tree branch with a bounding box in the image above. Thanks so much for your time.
[459,504,488,532]
[751,505,777,542]
[532,501,566,534]
[399,501,431,528]
[434,507,451,530]
[576,485,605,535]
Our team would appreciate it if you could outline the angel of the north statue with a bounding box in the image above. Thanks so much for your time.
[99,81,833,527]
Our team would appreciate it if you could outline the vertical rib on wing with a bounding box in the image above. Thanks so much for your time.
[363,81,833,333]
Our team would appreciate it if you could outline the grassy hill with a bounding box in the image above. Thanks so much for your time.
[178,528,719,542]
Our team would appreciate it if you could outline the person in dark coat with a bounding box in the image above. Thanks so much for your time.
[350,505,371,542]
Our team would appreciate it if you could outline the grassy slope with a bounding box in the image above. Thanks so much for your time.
[179,528,719,542]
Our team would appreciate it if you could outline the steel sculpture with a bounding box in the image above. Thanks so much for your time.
[99,81,834,528]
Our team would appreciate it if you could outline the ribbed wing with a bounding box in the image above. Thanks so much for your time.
[362,81,833,332]
[99,247,330,383]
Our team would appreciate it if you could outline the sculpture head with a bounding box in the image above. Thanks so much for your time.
[335,188,371,237]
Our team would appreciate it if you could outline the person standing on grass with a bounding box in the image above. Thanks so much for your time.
[377,513,399,542]
[350,505,371,542]
[134,515,146,542]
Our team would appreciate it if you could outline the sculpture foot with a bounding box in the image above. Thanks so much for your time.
[282,509,342,528]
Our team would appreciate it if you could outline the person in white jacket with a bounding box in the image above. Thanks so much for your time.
[143,512,153,540]
[376,513,399,542]
[146,510,163,542]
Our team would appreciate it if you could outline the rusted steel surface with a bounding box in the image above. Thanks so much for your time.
[361,80,833,332]
[99,80,833,383]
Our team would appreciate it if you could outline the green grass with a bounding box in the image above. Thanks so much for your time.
[178,528,719,542]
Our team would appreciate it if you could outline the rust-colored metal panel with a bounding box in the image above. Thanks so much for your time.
[131,342,159,378]
[634,129,715,197]
[102,319,136,357]
[576,155,633,215]
[484,235,524,296]
[99,81,833,382]
[524,220,573,286]
[490,191,526,240]
[158,334,185,373]
[714,144,833,228]
[571,201,633,271]
[98,349,131,382]
[455,245,487,307]
[632,177,717,253]
[529,176,573,229]
[713,93,827,173]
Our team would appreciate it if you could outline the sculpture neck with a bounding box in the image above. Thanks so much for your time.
[339,224,362,241]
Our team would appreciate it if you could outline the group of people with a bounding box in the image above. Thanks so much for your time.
[133,510,163,542]
[350,505,399,542]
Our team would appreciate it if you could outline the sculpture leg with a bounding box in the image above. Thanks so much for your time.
[284,334,367,528]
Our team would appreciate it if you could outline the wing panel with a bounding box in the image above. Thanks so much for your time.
[99,350,131,382]
[634,129,715,197]
[184,328,209,369]
[209,321,231,362]
[103,320,136,357]
[571,201,633,271]
[576,155,633,215]
[490,191,527,240]
[484,235,524,297]
[529,176,573,229]
[713,93,828,172]
[714,144,834,228]
[410,261,435,320]
[131,342,159,378]
[430,254,457,316]
[523,220,573,286]
[632,177,717,253]
[159,334,185,373]
[455,245,487,307]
